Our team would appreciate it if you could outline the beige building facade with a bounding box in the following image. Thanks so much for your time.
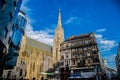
[60,33,104,80]
[3,36,53,80]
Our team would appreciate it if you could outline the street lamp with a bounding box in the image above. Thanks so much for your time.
[55,68,59,80]
[95,65,101,80]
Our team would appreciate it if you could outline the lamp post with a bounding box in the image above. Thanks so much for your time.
[55,68,59,80]
[95,65,101,80]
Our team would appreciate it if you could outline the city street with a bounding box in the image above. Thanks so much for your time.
[0,0,120,80]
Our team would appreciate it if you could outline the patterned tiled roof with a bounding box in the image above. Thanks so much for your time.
[26,37,52,53]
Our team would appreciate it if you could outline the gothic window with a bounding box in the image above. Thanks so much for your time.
[7,71,11,78]
[48,58,50,67]
[33,63,35,71]
[56,49,58,59]
[19,69,23,76]
[61,55,64,60]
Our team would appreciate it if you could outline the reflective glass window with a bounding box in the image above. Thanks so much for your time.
[2,27,7,37]
[13,30,22,46]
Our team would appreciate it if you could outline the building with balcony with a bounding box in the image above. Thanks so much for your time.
[3,36,53,80]
[60,32,104,80]
[115,43,120,78]
[0,0,23,77]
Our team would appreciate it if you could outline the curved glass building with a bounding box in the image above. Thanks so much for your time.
[5,10,27,69]
[12,10,27,48]
[0,0,23,55]
[0,0,23,77]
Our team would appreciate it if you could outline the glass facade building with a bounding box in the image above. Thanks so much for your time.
[4,10,27,69]
[0,0,23,77]
[12,11,27,47]
[0,0,23,55]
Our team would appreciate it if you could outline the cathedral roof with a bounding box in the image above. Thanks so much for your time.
[26,37,52,53]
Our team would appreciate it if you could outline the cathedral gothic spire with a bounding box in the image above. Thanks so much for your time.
[52,9,64,67]
[58,9,62,27]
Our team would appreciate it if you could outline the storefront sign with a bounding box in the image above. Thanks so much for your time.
[81,72,95,78]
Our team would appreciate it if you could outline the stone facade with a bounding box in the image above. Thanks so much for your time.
[3,36,52,80]
[60,33,104,80]
[52,9,64,67]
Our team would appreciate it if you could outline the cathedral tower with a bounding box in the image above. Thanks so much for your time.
[52,9,64,67]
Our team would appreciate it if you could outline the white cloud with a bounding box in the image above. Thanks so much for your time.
[104,54,116,69]
[95,34,117,52]
[25,17,54,46]
[21,0,30,13]
[95,34,103,39]
[96,28,106,32]
[65,17,77,24]
[22,1,54,46]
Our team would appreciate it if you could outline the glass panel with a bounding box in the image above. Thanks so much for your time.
[0,0,5,8]
[2,27,7,37]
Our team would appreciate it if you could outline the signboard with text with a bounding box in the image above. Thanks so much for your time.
[81,72,95,78]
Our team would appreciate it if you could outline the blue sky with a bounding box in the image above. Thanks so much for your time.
[21,0,120,69]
